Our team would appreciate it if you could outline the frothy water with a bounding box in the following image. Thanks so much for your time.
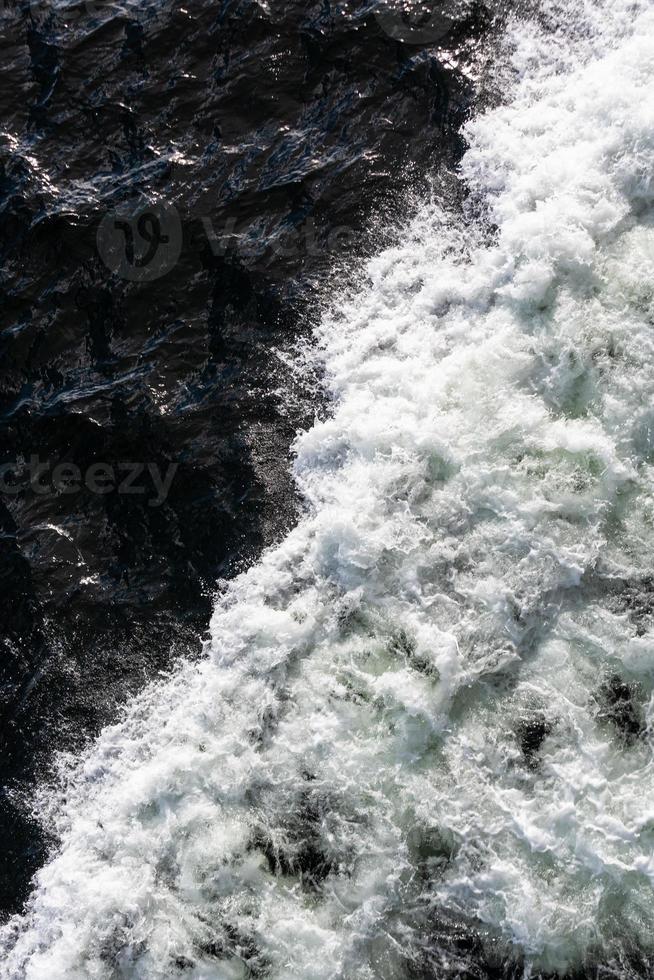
[4,1,654,977]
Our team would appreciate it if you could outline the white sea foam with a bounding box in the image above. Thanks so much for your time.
[4,1,654,977]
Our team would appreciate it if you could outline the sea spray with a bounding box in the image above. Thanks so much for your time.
[3,1,654,977]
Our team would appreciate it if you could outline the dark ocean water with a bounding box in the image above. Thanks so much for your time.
[0,0,492,919]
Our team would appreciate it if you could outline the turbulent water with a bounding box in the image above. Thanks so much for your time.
[4,0,654,976]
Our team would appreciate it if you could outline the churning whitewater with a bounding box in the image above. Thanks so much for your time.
[4,1,654,977]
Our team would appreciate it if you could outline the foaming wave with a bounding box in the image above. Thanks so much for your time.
[4,2,654,977]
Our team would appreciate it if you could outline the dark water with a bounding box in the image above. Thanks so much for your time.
[0,0,492,918]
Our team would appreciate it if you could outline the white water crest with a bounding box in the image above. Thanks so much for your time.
[4,1,654,977]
